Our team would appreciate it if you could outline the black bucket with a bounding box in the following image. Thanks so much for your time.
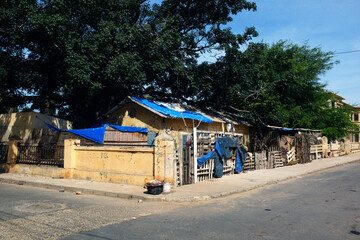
[146,183,163,195]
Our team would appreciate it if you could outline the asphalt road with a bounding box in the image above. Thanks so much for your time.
[62,161,360,240]
[1,162,359,240]
[0,183,186,240]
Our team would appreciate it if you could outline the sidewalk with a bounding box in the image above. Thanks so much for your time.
[1,152,360,202]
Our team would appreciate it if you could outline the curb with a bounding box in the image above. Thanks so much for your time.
[0,178,148,201]
[1,158,359,202]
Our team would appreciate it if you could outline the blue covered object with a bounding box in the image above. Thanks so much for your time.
[131,97,213,124]
[44,123,60,132]
[234,151,243,173]
[45,122,148,144]
[67,127,106,144]
[198,150,217,167]
[213,153,223,178]
[237,146,247,164]
[197,136,245,177]
[235,146,246,174]
[91,122,148,133]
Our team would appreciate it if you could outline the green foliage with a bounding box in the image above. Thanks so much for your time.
[1,1,357,140]
[0,0,257,126]
[194,40,358,139]
[315,104,359,141]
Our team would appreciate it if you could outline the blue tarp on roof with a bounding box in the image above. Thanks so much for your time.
[45,123,60,132]
[109,124,148,133]
[67,127,106,144]
[92,122,148,133]
[45,122,148,144]
[131,97,213,124]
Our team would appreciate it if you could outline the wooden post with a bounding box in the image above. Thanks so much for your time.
[193,127,197,184]
[178,135,183,186]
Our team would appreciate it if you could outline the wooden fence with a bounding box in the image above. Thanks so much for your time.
[310,144,323,160]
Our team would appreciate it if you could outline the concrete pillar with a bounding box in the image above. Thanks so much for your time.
[7,139,22,164]
[321,136,328,158]
[345,139,351,155]
[64,139,80,179]
[154,131,174,184]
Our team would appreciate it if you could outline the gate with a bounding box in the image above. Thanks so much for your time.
[17,144,64,167]
[182,134,192,185]
[180,131,244,185]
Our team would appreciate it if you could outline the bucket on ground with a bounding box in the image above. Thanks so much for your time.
[145,180,163,195]
[163,182,171,193]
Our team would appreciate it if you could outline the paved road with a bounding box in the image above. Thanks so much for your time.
[62,161,360,240]
[0,183,186,240]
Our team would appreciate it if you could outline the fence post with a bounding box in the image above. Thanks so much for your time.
[345,139,351,155]
[64,139,80,179]
[154,131,174,184]
[7,139,22,165]
[322,136,328,158]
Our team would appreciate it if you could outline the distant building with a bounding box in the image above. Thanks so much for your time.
[328,92,360,143]
[350,107,360,143]
[0,112,72,143]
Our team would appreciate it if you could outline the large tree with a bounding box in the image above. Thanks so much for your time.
[194,41,359,139]
[0,0,257,126]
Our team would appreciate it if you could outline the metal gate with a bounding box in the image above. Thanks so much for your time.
[17,144,64,167]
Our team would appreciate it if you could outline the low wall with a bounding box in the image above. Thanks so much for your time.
[65,142,155,186]
[3,136,175,187]
[3,163,65,177]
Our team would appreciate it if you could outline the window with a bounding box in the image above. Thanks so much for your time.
[354,113,359,122]
[355,133,359,143]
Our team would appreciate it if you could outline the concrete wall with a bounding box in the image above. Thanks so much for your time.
[3,138,175,187]
[63,139,155,185]
[0,112,72,143]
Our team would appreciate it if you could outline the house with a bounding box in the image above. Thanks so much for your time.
[350,106,360,143]
[0,112,72,143]
[325,92,360,154]
[328,92,346,108]
[101,96,253,150]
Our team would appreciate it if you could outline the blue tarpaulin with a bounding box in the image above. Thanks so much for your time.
[197,150,217,167]
[131,97,213,124]
[67,127,106,144]
[92,122,148,133]
[45,122,148,144]
[235,150,243,173]
[45,123,60,132]
[197,136,246,177]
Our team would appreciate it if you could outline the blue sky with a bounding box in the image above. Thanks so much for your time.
[232,0,360,105]
[199,0,360,105]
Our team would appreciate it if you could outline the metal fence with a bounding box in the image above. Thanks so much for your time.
[0,143,8,164]
[17,144,64,167]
